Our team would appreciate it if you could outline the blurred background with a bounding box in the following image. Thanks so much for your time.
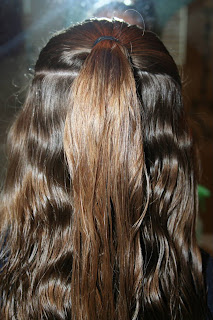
[0,0,212,254]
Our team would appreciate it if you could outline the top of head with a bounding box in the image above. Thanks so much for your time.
[35,18,180,85]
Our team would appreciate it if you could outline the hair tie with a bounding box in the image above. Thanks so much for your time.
[93,36,119,47]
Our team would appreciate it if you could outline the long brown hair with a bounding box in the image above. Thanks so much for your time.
[0,18,208,319]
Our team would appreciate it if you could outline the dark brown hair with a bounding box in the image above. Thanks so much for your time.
[0,18,208,319]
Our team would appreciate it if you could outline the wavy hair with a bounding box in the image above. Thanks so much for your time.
[0,19,208,319]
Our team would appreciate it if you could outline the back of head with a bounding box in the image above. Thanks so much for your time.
[0,19,207,320]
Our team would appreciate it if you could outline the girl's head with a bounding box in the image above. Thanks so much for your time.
[0,19,207,320]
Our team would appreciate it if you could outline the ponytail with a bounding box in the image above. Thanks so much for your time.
[64,39,145,319]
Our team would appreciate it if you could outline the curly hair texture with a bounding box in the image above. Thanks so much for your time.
[0,19,208,319]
